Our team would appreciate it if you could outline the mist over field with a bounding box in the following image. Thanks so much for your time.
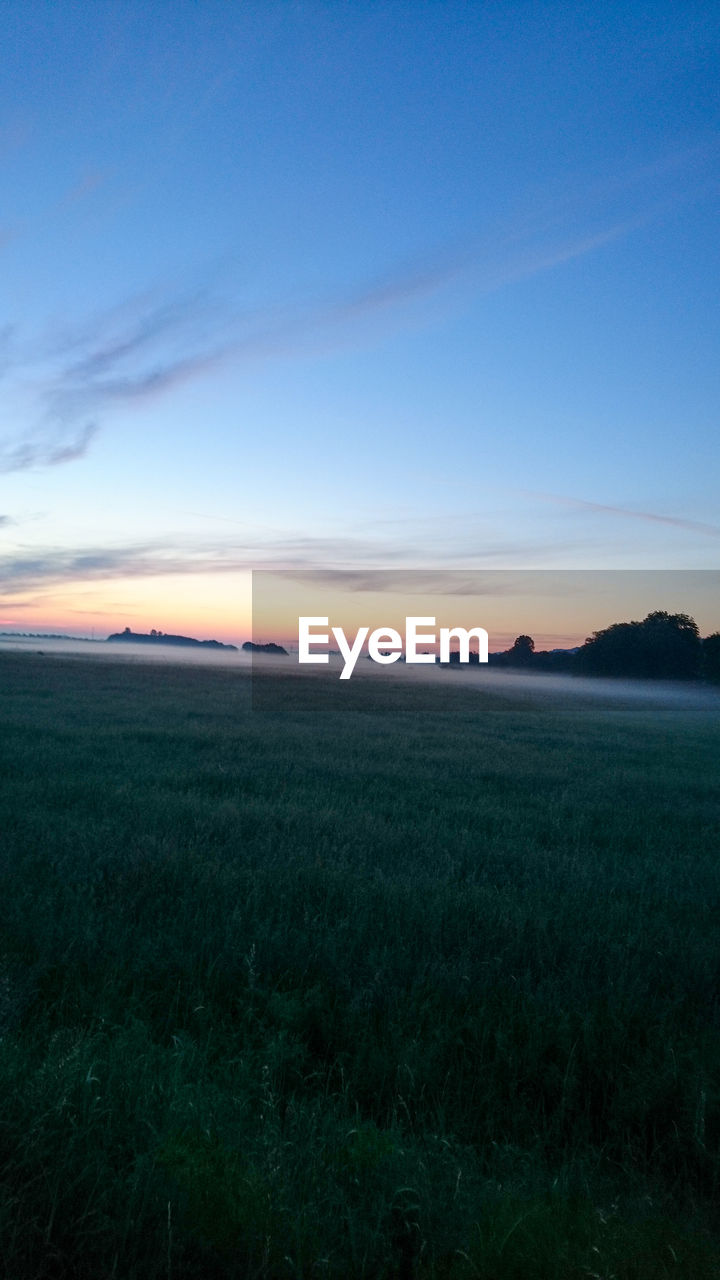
[3,634,720,713]
[0,635,252,667]
[463,667,720,709]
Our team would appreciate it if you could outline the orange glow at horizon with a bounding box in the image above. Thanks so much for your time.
[4,569,720,653]
[252,570,720,652]
[1,573,253,645]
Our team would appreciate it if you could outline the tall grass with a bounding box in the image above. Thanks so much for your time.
[0,651,718,1277]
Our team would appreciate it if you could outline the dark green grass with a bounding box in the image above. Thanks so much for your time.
[0,651,719,1277]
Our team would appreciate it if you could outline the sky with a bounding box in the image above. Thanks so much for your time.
[252,570,720,652]
[2,1,719,645]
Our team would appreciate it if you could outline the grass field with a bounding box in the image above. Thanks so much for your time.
[0,649,719,1278]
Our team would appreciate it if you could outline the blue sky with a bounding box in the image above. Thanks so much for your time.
[2,1,719,641]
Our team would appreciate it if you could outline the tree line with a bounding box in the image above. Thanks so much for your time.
[488,612,720,681]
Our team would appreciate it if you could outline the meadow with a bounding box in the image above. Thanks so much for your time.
[0,649,718,1278]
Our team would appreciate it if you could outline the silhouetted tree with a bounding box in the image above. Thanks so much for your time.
[702,633,720,682]
[577,611,701,679]
[507,635,535,667]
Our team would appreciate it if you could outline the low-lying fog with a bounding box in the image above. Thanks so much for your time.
[3,636,719,711]
[316,652,720,709]
[0,636,252,667]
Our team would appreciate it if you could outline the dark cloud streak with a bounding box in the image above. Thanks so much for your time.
[0,526,594,598]
[0,423,98,474]
[528,491,720,538]
[3,147,704,474]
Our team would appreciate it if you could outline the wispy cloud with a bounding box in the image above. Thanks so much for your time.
[0,423,99,474]
[3,144,707,474]
[274,568,536,596]
[528,491,720,538]
[0,231,614,473]
[0,537,373,593]
[0,526,585,596]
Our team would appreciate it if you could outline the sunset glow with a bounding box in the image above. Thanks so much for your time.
[2,4,718,641]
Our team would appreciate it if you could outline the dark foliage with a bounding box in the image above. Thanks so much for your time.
[702,632,720,682]
[577,611,702,680]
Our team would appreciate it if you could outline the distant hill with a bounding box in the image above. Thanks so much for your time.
[107,628,237,651]
[242,641,288,655]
